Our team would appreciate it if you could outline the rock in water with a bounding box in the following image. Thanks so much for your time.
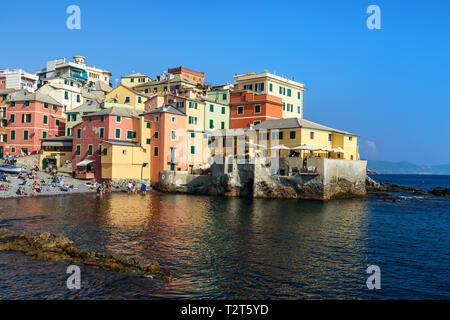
[0,228,172,282]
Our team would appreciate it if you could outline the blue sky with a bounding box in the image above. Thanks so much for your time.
[1,0,449,165]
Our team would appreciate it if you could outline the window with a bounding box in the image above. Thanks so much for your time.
[77,95,80,102]
[254,105,261,113]
[221,107,225,114]
[269,83,273,92]
[222,93,227,100]
[11,147,15,153]
[194,102,197,109]
[99,115,104,122]
[210,104,214,112]
[56,119,60,126]
[75,145,80,155]
[194,117,197,125]
[237,106,244,114]
[171,116,176,123]
[43,131,47,139]
[154,131,159,139]
[87,145,93,155]
[253,121,261,125]
[146,138,151,145]
[287,89,291,97]
[116,116,121,123]
[189,102,192,108]
[298,92,301,100]
[310,132,315,139]
[22,114,30,123]
[328,134,332,141]
[171,130,176,140]
[290,131,296,140]
[115,128,121,139]
[99,145,102,154]
[44,103,49,108]
[10,102,15,107]
[298,106,301,114]
[144,89,149,93]
[154,146,159,156]
[154,116,159,122]
[65,91,69,100]
[99,128,104,138]
[190,146,195,154]
[279,132,283,140]
[138,97,142,103]
[283,103,285,111]
[279,86,282,94]
[256,82,264,92]
[53,105,58,111]
[43,115,48,124]
[243,84,252,91]
[221,121,225,129]
[146,122,151,128]
[77,129,82,139]
[209,120,214,129]
[23,130,29,141]
[127,130,133,139]
[190,132,196,138]
[10,130,15,140]
[124,97,130,103]
[351,155,354,160]
[130,78,134,83]
[10,114,15,123]
[349,136,353,141]
[25,101,30,107]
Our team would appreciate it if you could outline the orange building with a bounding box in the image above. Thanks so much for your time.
[168,66,205,85]
[229,90,283,129]
[142,105,187,182]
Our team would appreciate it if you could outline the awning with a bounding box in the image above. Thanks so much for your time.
[42,141,72,147]
[76,160,94,166]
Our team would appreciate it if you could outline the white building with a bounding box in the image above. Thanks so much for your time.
[37,78,83,114]
[0,69,38,92]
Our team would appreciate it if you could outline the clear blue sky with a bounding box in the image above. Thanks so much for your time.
[1,0,449,165]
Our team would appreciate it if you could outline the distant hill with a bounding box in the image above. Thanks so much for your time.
[367,160,450,175]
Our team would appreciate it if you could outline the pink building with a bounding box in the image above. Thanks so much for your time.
[71,107,141,180]
[5,92,65,156]
[142,105,187,182]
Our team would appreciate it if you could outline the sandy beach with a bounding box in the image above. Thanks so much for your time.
[0,170,97,199]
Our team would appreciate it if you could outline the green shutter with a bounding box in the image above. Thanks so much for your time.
[115,129,121,139]
[24,130,29,140]
[146,122,150,128]
[11,130,15,140]
[43,131,47,139]
[127,131,133,139]
[99,128,104,138]
[190,146,195,154]
[43,115,48,124]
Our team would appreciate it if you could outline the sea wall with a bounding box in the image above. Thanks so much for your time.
[156,157,367,200]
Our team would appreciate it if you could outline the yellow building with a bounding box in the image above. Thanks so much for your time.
[40,137,73,169]
[120,73,151,88]
[132,73,199,95]
[253,118,358,160]
[105,84,149,110]
[100,116,152,180]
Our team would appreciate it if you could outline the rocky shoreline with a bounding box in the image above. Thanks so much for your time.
[0,229,172,281]
[366,176,450,199]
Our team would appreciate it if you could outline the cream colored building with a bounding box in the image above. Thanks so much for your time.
[233,71,306,119]
[121,73,151,88]
[36,78,83,114]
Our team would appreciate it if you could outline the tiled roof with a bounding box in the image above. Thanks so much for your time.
[252,118,352,135]
[141,105,186,116]
[102,139,140,147]
[87,107,141,119]
[8,92,62,106]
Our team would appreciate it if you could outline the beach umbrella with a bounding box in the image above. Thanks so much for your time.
[333,147,345,153]
[292,144,317,151]
[270,145,291,150]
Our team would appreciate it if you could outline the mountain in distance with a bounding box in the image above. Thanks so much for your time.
[366,160,450,175]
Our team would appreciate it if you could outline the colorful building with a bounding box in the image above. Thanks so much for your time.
[37,78,83,114]
[40,136,73,168]
[201,98,230,130]
[65,100,103,136]
[0,89,16,158]
[252,118,359,160]
[142,106,187,182]
[167,66,205,85]
[121,73,151,87]
[0,69,38,92]
[5,92,65,156]
[229,90,283,129]
[233,71,305,119]
[71,107,143,180]
[105,84,148,110]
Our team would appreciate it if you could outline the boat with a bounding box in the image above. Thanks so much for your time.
[0,157,22,174]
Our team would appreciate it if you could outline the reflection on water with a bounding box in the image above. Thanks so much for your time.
[0,187,449,299]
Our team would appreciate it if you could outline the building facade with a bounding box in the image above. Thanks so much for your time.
[5,92,65,156]
[0,69,38,92]
[233,71,305,119]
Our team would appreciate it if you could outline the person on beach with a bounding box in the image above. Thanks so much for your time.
[107,180,112,193]
[141,182,147,195]
[97,184,103,198]
[127,181,132,194]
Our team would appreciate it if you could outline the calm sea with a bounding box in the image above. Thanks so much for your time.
[0,174,449,299]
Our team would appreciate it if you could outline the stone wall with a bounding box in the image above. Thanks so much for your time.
[157,157,367,200]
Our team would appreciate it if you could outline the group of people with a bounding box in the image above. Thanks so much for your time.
[127,181,149,195]
[94,180,113,198]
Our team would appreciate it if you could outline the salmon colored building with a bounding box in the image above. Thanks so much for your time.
[229,90,283,129]
[5,92,65,156]
[142,105,187,182]
[71,107,141,180]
